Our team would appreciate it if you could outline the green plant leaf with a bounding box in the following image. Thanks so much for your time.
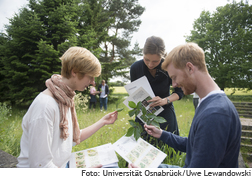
[116,108,124,112]
[136,101,142,110]
[146,113,155,119]
[154,116,167,123]
[135,108,141,115]
[125,127,134,137]
[128,101,136,108]
[141,106,147,115]
[150,120,160,128]
[128,109,136,117]
[136,122,144,133]
[146,119,152,125]
[140,115,148,123]
[134,127,141,140]
[128,120,137,127]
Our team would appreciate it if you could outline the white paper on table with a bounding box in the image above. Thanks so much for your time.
[69,143,118,168]
[113,135,167,168]
[124,76,155,97]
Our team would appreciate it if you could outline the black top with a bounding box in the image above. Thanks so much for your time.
[130,59,184,134]
[97,84,109,97]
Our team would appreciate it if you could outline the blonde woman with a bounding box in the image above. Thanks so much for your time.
[17,47,118,168]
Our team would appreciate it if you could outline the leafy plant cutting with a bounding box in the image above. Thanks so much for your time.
[125,101,166,140]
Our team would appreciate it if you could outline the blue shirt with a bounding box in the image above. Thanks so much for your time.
[160,93,241,168]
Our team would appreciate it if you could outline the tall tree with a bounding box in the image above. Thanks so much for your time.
[0,0,79,104]
[77,0,111,55]
[0,0,145,104]
[1,8,46,104]
[99,0,145,82]
[186,1,252,91]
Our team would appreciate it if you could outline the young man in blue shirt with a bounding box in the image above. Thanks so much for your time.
[129,42,241,168]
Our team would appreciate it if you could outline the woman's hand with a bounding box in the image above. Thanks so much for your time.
[128,163,139,168]
[144,124,162,138]
[101,111,118,125]
[148,96,167,107]
[80,111,118,142]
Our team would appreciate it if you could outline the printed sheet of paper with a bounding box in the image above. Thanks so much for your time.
[69,143,118,168]
[113,135,167,168]
[124,76,155,96]
[123,86,164,124]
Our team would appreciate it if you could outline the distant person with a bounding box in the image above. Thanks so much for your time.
[192,92,199,110]
[98,80,109,111]
[89,82,100,110]
[129,42,241,168]
[17,47,118,168]
[130,36,184,146]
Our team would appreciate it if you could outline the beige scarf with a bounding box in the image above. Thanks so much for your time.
[45,74,80,145]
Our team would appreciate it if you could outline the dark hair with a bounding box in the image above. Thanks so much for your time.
[143,36,167,58]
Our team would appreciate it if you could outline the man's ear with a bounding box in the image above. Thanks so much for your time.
[186,62,195,74]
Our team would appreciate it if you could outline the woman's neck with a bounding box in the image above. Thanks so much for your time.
[148,68,156,77]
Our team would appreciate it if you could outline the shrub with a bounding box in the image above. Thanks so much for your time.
[74,93,89,113]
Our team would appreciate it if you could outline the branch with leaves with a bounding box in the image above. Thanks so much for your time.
[126,101,166,141]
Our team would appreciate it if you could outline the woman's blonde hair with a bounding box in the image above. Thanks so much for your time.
[60,47,101,79]
[162,42,207,72]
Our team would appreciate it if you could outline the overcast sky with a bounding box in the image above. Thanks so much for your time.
[0,0,248,56]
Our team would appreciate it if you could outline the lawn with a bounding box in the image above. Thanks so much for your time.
[113,86,252,96]
[0,87,251,167]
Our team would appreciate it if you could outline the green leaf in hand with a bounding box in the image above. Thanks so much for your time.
[150,120,160,128]
[116,108,124,112]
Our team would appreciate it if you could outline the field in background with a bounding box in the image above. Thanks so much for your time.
[224,88,252,95]
[111,86,127,94]
[0,86,251,167]
[113,86,252,96]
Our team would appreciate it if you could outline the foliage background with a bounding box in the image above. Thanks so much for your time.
[186,1,252,91]
[0,0,144,105]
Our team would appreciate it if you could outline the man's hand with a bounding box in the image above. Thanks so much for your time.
[144,124,162,138]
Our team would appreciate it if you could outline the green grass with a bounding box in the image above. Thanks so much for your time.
[0,96,193,167]
[0,88,251,167]
[224,88,252,95]
[111,86,127,94]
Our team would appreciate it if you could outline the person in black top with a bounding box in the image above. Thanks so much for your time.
[130,36,184,146]
[98,80,109,111]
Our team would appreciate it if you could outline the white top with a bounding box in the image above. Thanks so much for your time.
[193,92,199,98]
[100,85,106,98]
[17,93,73,168]
[198,90,225,107]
